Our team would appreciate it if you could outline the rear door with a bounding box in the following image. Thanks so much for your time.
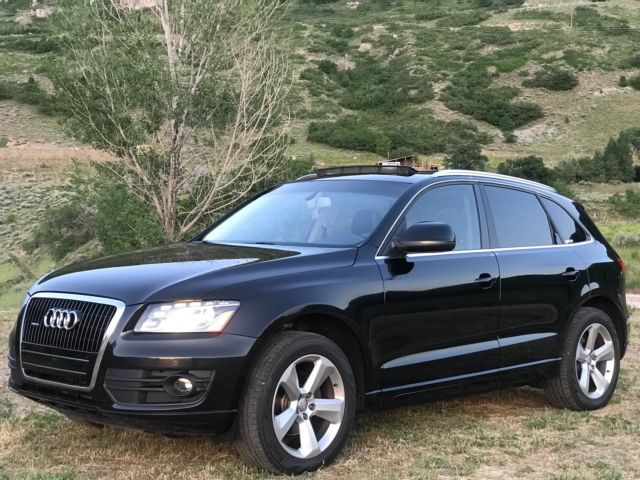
[481,185,589,369]
[375,183,501,395]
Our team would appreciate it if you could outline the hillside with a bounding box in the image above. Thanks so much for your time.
[1,0,640,307]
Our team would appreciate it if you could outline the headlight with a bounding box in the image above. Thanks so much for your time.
[134,300,240,333]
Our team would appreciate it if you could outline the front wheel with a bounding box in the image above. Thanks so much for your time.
[546,307,620,411]
[236,331,356,474]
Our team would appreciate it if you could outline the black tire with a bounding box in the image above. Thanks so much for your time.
[236,331,356,475]
[545,307,620,411]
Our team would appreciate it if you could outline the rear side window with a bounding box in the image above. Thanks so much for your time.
[541,198,587,244]
[484,186,553,248]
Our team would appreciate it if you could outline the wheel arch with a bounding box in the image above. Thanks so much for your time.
[574,295,628,358]
[261,312,370,410]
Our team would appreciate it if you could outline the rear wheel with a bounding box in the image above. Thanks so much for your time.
[236,331,356,474]
[546,307,620,411]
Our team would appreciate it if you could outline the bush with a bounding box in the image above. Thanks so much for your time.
[436,11,491,28]
[610,190,640,218]
[308,117,378,153]
[476,0,524,8]
[627,53,640,68]
[497,156,553,184]
[441,66,544,131]
[443,143,488,171]
[307,113,490,157]
[335,57,433,113]
[415,10,445,21]
[573,7,629,36]
[619,75,628,87]
[628,76,640,91]
[522,66,579,91]
[317,59,338,75]
[0,77,57,115]
[553,129,640,183]
[27,164,166,259]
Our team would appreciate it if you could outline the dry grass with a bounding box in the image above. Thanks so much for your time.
[1,310,638,480]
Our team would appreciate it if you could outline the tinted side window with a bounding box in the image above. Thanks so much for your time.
[541,198,587,244]
[403,184,481,251]
[484,186,553,248]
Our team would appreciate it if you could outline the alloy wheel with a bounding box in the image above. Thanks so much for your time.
[575,323,616,399]
[272,354,345,459]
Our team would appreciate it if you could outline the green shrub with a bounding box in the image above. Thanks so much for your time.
[0,137,7,147]
[628,76,640,91]
[441,66,544,131]
[317,59,338,75]
[307,113,490,158]
[335,57,433,113]
[308,117,379,153]
[415,10,445,21]
[573,7,629,36]
[610,190,640,218]
[443,143,488,171]
[553,129,640,183]
[27,164,166,259]
[497,156,553,184]
[512,10,569,22]
[436,11,491,28]
[627,53,640,68]
[522,66,578,91]
[476,0,524,10]
[619,76,628,87]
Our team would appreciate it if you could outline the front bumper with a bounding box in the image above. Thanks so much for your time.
[9,317,259,436]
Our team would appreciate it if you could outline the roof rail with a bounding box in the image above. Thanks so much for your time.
[314,165,417,178]
[432,169,556,192]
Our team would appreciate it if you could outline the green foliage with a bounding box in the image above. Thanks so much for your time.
[435,11,490,28]
[573,7,629,36]
[497,156,553,184]
[476,0,524,10]
[618,75,628,88]
[610,190,640,218]
[0,77,56,115]
[441,66,544,131]
[415,10,445,21]
[628,76,640,91]
[27,164,166,259]
[627,53,640,68]
[308,113,490,157]
[522,66,578,91]
[512,10,569,22]
[335,57,433,113]
[0,36,60,54]
[443,143,488,171]
[554,129,640,183]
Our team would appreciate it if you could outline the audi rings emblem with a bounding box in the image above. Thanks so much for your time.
[42,308,81,330]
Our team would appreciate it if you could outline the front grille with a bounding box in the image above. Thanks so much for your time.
[20,296,118,388]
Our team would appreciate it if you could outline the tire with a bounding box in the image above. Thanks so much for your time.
[236,331,356,475]
[545,307,620,411]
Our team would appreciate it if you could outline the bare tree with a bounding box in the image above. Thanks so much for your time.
[53,0,291,240]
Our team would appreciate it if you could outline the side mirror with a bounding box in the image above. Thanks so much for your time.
[392,222,456,254]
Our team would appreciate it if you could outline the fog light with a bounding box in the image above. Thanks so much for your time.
[163,375,195,397]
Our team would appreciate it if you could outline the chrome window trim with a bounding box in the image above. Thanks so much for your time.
[19,292,126,392]
[375,179,593,260]
[432,169,556,192]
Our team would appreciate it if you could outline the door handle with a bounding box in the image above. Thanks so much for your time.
[562,267,579,281]
[475,273,497,289]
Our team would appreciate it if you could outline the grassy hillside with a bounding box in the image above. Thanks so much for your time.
[1,0,640,308]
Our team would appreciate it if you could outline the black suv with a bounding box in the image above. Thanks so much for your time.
[9,167,628,474]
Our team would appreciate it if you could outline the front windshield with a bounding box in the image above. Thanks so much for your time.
[203,180,408,247]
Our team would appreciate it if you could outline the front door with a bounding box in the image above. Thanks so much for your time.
[373,183,500,395]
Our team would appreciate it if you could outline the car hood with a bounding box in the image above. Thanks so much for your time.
[32,242,357,305]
